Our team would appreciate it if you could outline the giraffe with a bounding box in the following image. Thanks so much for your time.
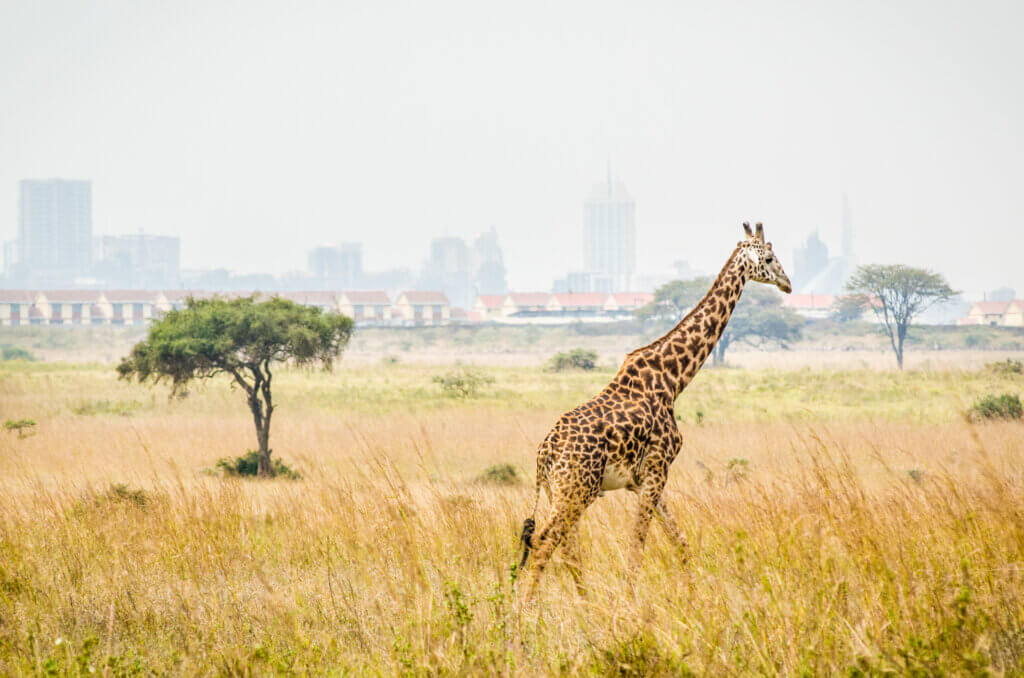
[518,222,791,598]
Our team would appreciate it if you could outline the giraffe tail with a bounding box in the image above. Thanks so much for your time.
[518,478,542,570]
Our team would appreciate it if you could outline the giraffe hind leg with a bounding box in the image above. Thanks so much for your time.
[523,500,586,601]
[561,521,587,597]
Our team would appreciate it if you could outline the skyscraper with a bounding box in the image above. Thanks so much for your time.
[420,236,473,308]
[583,173,635,292]
[472,227,508,296]
[793,196,858,295]
[17,179,92,284]
[96,233,181,288]
[307,243,363,289]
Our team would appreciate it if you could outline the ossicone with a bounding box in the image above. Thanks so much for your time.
[755,222,764,241]
[742,222,754,238]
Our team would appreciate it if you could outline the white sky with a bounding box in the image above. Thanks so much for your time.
[1,0,1022,297]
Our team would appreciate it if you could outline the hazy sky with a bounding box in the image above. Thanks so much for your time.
[2,0,1022,297]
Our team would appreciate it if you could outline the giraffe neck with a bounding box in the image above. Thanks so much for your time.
[625,248,750,400]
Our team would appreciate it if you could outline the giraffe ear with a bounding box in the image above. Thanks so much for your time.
[742,222,754,238]
[766,242,773,250]
[755,222,764,241]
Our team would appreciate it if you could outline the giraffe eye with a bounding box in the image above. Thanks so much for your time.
[766,256,774,264]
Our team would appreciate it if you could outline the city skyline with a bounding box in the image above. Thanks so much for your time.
[1,2,1022,300]
[3,174,1018,305]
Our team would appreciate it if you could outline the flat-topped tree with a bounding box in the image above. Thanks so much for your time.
[640,276,802,365]
[117,296,354,476]
[844,265,956,370]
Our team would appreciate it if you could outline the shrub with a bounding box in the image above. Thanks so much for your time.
[478,463,520,485]
[1,346,36,361]
[432,368,495,398]
[72,399,141,416]
[2,418,37,439]
[547,348,599,372]
[968,393,1023,422]
[103,483,149,508]
[216,450,301,479]
[965,333,991,349]
[987,358,1023,376]
[726,457,750,481]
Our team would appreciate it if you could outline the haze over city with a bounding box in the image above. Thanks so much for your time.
[2,0,1023,297]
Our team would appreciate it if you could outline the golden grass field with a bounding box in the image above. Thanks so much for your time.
[2,358,1024,675]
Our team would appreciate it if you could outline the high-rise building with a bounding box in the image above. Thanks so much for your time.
[17,179,92,285]
[472,227,508,296]
[308,243,363,289]
[96,233,181,288]
[793,196,858,294]
[420,236,473,309]
[793,231,829,285]
[583,174,635,292]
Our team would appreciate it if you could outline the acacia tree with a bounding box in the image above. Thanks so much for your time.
[844,264,956,369]
[638,278,803,365]
[636,277,713,322]
[118,296,354,476]
[712,285,803,365]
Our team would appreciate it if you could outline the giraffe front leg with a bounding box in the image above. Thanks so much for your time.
[629,483,661,576]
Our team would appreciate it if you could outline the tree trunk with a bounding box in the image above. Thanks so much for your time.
[713,338,729,366]
[249,391,274,477]
[256,420,272,477]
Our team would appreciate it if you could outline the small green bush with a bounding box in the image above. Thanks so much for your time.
[726,457,750,481]
[968,393,1023,422]
[478,463,520,485]
[72,399,140,416]
[215,450,301,479]
[1,346,36,361]
[2,418,37,439]
[987,358,1023,376]
[432,368,495,398]
[547,348,599,372]
[103,483,149,508]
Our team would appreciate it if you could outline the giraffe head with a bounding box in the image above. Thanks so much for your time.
[738,222,792,294]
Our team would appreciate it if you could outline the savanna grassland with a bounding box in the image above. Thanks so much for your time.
[2,357,1024,675]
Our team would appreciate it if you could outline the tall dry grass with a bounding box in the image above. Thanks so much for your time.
[1,363,1023,674]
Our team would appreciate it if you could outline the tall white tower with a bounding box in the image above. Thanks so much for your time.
[583,173,635,292]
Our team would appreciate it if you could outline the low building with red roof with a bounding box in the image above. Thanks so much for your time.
[958,300,1018,326]
[782,294,836,320]
[0,290,36,326]
[1004,300,1024,327]
[548,293,608,312]
[605,292,654,312]
[338,291,392,324]
[393,291,450,325]
[502,293,552,318]
[36,290,105,325]
[97,290,163,325]
[472,294,508,320]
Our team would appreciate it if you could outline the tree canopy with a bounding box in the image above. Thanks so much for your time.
[635,277,713,322]
[638,277,803,365]
[118,295,354,475]
[844,264,957,369]
[713,285,803,365]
